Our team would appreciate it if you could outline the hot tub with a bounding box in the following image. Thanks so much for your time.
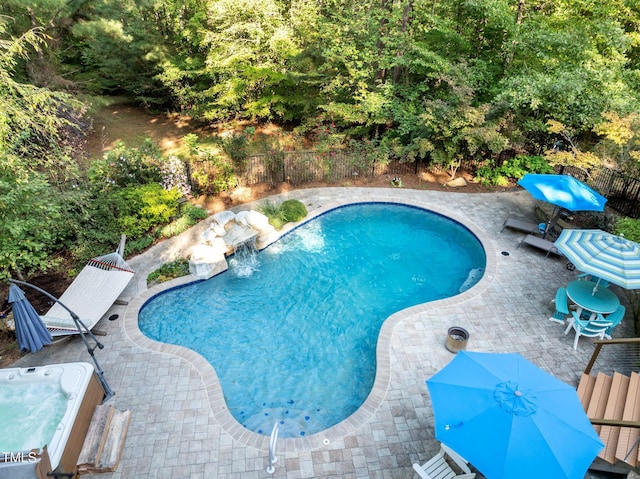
[0,362,104,479]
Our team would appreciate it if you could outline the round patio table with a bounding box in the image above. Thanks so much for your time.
[566,280,620,320]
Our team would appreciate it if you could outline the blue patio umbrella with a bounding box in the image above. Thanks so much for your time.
[517,174,607,213]
[426,351,603,479]
[555,229,640,292]
[8,283,52,352]
[517,174,607,238]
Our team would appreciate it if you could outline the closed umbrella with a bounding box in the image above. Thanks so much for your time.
[517,174,607,237]
[426,351,603,479]
[7,284,52,352]
[554,229,640,292]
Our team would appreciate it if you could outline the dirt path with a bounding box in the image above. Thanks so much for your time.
[85,102,200,159]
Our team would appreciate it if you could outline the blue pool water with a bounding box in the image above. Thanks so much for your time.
[139,203,486,437]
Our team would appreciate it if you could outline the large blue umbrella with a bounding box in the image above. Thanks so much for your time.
[426,351,603,479]
[8,283,52,352]
[517,174,607,238]
[517,174,607,212]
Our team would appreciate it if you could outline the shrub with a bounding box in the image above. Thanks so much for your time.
[475,155,554,186]
[186,204,208,222]
[109,183,182,238]
[88,139,163,190]
[124,235,155,256]
[258,199,307,230]
[190,152,238,195]
[258,200,288,230]
[158,205,208,238]
[160,155,191,196]
[615,217,640,242]
[280,199,307,222]
[147,258,190,285]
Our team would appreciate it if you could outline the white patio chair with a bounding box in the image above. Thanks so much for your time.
[413,443,476,479]
[564,311,612,350]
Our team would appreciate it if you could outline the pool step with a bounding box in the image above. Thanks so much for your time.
[77,403,131,475]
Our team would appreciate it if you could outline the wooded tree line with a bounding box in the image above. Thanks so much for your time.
[2,0,640,159]
[2,0,640,279]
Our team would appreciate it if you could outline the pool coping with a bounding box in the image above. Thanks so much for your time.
[122,193,498,453]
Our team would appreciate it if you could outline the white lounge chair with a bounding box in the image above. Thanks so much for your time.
[413,443,476,479]
[41,245,134,337]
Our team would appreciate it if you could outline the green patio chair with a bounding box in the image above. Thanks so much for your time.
[549,287,569,324]
[596,305,626,339]
[564,311,612,350]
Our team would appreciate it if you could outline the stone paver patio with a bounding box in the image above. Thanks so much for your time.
[11,187,635,478]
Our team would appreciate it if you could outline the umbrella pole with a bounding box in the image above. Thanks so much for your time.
[7,279,115,402]
[543,208,562,239]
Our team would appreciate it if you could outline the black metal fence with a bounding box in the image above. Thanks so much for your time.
[187,150,640,219]
[242,150,432,185]
[187,149,480,189]
[561,165,640,219]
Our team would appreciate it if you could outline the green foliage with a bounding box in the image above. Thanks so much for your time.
[475,156,554,186]
[185,204,208,222]
[5,0,640,283]
[280,199,308,222]
[147,258,190,285]
[108,183,181,238]
[0,17,86,184]
[190,152,238,195]
[88,140,163,190]
[258,199,307,230]
[60,1,169,104]
[258,200,288,230]
[124,235,155,257]
[614,218,640,243]
[158,204,207,238]
[0,167,65,279]
[217,128,254,174]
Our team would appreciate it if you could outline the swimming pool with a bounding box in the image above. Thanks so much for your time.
[138,202,486,438]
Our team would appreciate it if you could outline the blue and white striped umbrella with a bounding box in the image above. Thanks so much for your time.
[554,229,640,290]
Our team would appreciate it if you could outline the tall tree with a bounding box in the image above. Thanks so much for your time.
[0,18,85,278]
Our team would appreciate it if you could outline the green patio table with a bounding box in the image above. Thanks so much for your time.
[566,280,619,321]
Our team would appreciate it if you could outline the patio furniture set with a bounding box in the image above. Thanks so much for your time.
[549,276,626,350]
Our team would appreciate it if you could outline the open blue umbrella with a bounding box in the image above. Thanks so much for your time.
[426,351,603,479]
[517,174,607,238]
[8,283,52,352]
[517,174,607,212]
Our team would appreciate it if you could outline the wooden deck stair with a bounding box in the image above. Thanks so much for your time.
[578,371,640,474]
[76,403,131,475]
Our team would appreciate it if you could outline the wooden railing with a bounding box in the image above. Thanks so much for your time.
[584,337,640,376]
